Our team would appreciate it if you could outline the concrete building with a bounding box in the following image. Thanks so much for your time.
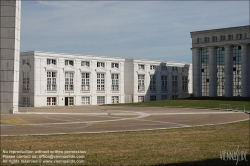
[20,51,192,106]
[0,0,21,113]
[19,51,125,106]
[190,25,250,97]
[124,59,192,103]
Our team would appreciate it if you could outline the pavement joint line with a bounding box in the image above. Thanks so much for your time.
[1,119,249,137]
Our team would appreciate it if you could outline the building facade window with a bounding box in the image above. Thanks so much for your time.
[205,37,209,42]
[23,97,30,106]
[138,96,144,102]
[212,36,217,42]
[97,73,105,90]
[236,34,242,40]
[111,63,119,68]
[150,75,156,91]
[197,38,202,43]
[47,71,57,91]
[138,64,145,70]
[172,76,178,92]
[81,73,90,91]
[81,61,90,67]
[161,95,168,100]
[150,65,156,70]
[97,62,105,68]
[217,47,225,96]
[68,97,74,105]
[161,66,167,71]
[172,95,178,99]
[228,34,233,40]
[201,48,209,96]
[22,59,30,65]
[220,35,225,41]
[65,60,74,66]
[150,95,156,101]
[111,96,119,104]
[47,97,56,105]
[161,75,167,92]
[97,96,105,104]
[172,67,178,71]
[81,97,90,105]
[23,72,30,90]
[65,72,74,91]
[138,74,145,91]
[233,46,241,96]
[47,59,56,65]
[111,74,119,91]
[182,76,188,92]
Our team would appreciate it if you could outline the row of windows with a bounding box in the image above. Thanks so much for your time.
[197,33,249,43]
[138,64,188,72]
[138,75,188,92]
[138,95,179,102]
[46,59,120,69]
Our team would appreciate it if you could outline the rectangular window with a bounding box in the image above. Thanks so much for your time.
[172,95,178,99]
[212,36,217,42]
[97,62,105,68]
[138,64,145,70]
[150,75,156,91]
[150,65,156,70]
[65,60,74,66]
[228,34,233,40]
[23,97,30,106]
[138,96,144,102]
[161,66,167,71]
[138,74,145,91]
[97,73,105,90]
[47,97,56,105]
[161,75,167,91]
[236,34,242,40]
[97,96,105,104]
[197,38,202,43]
[172,67,177,71]
[81,97,90,105]
[68,97,74,105]
[47,71,57,91]
[220,35,225,41]
[182,76,188,92]
[111,74,119,91]
[81,61,90,67]
[205,37,209,42]
[23,72,30,90]
[81,73,90,91]
[111,96,119,104]
[65,72,74,91]
[172,76,178,92]
[150,96,156,101]
[111,63,119,68]
[47,59,56,65]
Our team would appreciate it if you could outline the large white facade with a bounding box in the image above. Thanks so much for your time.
[19,51,125,106]
[190,25,250,97]
[19,51,192,107]
[0,0,21,113]
[124,59,192,103]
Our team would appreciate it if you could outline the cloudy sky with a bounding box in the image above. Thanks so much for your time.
[20,0,249,62]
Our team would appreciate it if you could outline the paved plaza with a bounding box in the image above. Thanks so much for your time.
[1,106,249,136]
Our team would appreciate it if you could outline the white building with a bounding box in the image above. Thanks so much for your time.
[124,59,192,103]
[19,51,192,107]
[190,25,250,97]
[19,51,125,106]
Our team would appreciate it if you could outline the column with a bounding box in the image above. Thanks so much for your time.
[241,44,249,97]
[0,0,21,113]
[224,45,233,97]
[192,47,201,97]
[208,46,217,97]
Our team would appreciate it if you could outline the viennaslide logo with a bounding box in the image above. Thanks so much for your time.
[220,145,248,165]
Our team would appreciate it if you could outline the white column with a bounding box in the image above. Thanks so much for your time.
[208,47,217,97]
[0,0,21,113]
[241,44,249,97]
[224,45,233,97]
[192,48,201,97]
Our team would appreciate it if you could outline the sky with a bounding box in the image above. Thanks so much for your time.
[20,0,249,62]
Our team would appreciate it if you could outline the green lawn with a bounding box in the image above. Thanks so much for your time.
[1,121,249,166]
[111,99,250,111]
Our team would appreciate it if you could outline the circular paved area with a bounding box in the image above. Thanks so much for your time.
[1,106,249,136]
